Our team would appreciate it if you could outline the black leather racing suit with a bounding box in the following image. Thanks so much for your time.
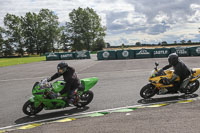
[162,60,191,89]
[48,66,83,96]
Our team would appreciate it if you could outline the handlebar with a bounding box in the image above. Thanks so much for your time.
[39,79,52,89]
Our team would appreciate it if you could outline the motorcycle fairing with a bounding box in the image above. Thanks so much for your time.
[81,77,98,92]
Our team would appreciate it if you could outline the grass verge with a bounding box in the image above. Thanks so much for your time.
[0,56,46,67]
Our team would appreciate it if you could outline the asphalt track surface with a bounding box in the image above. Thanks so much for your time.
[0,54,200,132]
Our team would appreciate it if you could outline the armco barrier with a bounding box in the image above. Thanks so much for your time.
[45,52,60,61]
[97,50,116,60]
[116,50,134,59]
[153,48,170,58]
[190,46,200,56]
[60,52,74,60]
[74,51,90,59]
[134,49,153,59]
[170,47,190,57]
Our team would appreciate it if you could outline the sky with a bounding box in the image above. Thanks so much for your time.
[0,0,200,46]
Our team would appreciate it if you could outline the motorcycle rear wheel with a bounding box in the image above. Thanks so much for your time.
[76,91,94,108]
[22,100,43,116]
[184,80,200,94]
[140,84,157,99]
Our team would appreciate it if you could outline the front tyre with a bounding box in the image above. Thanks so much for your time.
[76,91,94,108]
[22,100,43,116]
[140,84,157,99]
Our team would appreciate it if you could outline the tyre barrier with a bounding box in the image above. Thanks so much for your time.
[45,52,60,61]
[190,46,200,56]
[135,48,153,59]
[116,50,135,59]
[74,51,91,59]
[170,47,190,57]
[97,50,116,60]
[97,46,200,60]
[153,48,170,58]
[45,51,90,61]
[60,52,75,60]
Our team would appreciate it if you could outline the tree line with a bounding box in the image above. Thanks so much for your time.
[0,7,106,57]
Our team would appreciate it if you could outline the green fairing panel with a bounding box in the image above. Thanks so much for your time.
[81,77,98,91]
[32,85,45,94]
[52,81,65,93]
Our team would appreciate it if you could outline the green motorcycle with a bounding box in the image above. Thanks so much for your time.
[23,77,98,116]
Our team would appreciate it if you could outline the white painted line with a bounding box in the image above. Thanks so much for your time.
[0,104,142,130]
[1,96,199,130]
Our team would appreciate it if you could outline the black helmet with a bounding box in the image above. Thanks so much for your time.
[57,62,68,74]
[168,53,179,66]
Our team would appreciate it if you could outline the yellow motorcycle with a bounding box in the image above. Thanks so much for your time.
[140,62,200,99]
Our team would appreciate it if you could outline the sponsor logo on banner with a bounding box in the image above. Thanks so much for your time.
[60,54,73,58]
[77,51,87,58]
[196,47,200,54]
[103,51,110,58]
[47,53,58,58]
[136,49,150,55]
[122,50,129,57]
[154,50,168,55]
[175,48,187,54]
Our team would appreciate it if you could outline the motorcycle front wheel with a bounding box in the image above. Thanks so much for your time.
[76,91,94,108]
[22,100,43,116]
[140,84,157,99]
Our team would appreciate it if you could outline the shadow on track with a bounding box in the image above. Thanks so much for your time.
[137,94,199,104]
[15,106,89,124]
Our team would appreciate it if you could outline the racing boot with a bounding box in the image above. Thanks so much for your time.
[159,88,168,94]
[68,91,79,105]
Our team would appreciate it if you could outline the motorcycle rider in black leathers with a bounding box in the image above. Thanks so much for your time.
[47,62,84,105]
[158,53,191,93]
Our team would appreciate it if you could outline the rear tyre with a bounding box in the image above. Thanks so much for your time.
[22,100,43,116]
[140,84,157,99]
[184,80,199,94]
[76,91,94,108]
